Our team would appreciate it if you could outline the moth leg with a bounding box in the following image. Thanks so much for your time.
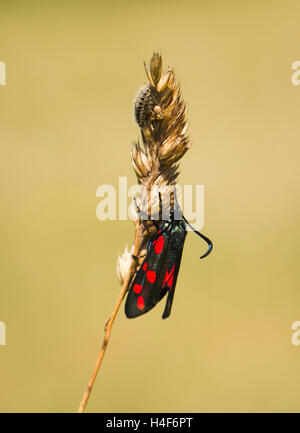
[152,221,160,230]
[132,253,146,261]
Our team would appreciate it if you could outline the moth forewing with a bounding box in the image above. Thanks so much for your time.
[125,220,187,319]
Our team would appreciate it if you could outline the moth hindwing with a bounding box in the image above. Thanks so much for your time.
[125,219,187,319]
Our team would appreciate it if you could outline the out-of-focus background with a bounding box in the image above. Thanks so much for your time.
[0,0,300,413]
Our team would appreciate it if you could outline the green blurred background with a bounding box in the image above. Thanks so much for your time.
[0,0,300,412]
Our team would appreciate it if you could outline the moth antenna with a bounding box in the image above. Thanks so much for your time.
[133,195,159,230]
[158,191,163,220]
[133,195,149,220]
[182,215,213,259]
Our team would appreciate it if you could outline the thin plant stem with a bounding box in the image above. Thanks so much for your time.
[77,227,141,413]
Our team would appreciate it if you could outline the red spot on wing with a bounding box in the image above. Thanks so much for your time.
[137,295,145,310]
[163,264,175,290]
[146,270,156,283]
[142,262,147,271]
[133,283,142,294]
[153,235,164,254]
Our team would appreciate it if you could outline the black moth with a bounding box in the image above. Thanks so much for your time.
[125,207,213,319]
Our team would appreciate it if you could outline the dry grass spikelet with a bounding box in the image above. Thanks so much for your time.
[117,52,190,285]
[116,245,133,286]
